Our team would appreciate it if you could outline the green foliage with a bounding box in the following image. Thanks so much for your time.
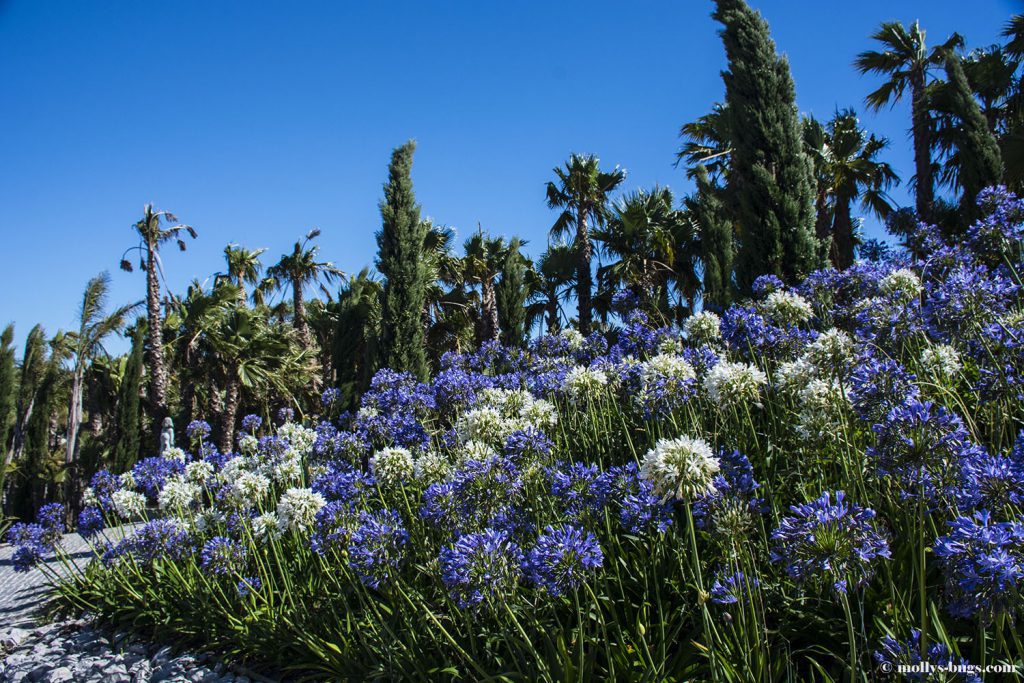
[112,326,144,473]
[688,166,734,309]
[497,237,530,348]
[713,0,822,294]
[377,141,430,380]
[332,269,382,410]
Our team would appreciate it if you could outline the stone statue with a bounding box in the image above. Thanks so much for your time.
[159,417,174,454]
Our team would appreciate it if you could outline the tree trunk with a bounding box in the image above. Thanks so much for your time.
[831,195,856,270]
[219,377,241,455]
[146,242,169,419]
[293,284,311,348]
[482,279,499,342]
[910,72,934,223]
[63,367,83,510]
[576,209,592,336]
[546,297,559,335]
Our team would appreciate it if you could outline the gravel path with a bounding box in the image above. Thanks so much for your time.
[0,531,280,682]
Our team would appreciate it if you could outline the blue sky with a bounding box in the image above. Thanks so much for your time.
[0,0,1017,353]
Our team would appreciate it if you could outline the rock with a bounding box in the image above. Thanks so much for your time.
[1,627,31,649]
[43,666,73,683]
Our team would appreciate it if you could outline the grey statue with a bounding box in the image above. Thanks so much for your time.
[159,417,174,454]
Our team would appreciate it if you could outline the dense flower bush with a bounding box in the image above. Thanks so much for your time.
[11,188,1024,680]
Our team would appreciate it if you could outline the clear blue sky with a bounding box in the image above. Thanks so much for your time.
[0,0,1018,353]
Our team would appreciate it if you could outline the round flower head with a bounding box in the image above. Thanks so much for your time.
[276,488,327,534]
[684,310,722,345]
[460,439,497,464]
[873,629,981,683]
[803,328,854,377]
[162,446,187,463]
[413,452,451,484]
[457,406,510,445]
[440,528,524,609]
[201,536,248,576]
[562,366,609,401]
[77,507,105,538]
[770,490,890,594]
[111,489,147,519]
[238,434,259,454]
[158,478,200,511]
[761,290,813,326]
[348,509,409,590]
[640,435,720,502]
[185,460,214,485]
[525,524,603,596]
[240,414,263,433]
[231,472,271,507]
[709,569,761,606]
[795,378,850,443]
[878,268,923,303]
[919,344,962,379]
[369,447,415,486]
[560,328,585,352]
[704,361,767,410]
[251,512,282,542]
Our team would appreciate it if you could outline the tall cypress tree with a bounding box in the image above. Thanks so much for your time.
[497,237,530,348]
[944,55,1003,224]
[713,0,821,294]
[112,326,144,473]
[376,140,429,380]
[687,166,734,310]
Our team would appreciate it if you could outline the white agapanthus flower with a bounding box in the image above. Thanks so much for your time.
[457,406,509,444]
[272,456,302,485]
[83,487,99,508]
[111,489,147,518]
[684,311,722,344]
[774,358,817,396]
[563,365,609,400]
[279,423,317,456]
[158,477,199,511]
[640,435,720,502]
[119,471,136,490]
[232,471,271,505]
[796,378,850,441]
[460,440,497,463]
[218,456,247,484]
[704,361,768,409]
[193,510,225,534]
[185,460,214,484]
[657,335,684,355]
[560,327,585,351]
[357,406,379,420]
[762,290,814,326]
[252,512,282,541]
[644,354,696,383]
[518,398,558,430]
[162,446,187,463]
[413,452,451,484]
[277,488,326,533]
[238,434,259,455]
[920,344,962,378]
[804,328,854,373]
[879,268,923,303]
[370,447,415,485]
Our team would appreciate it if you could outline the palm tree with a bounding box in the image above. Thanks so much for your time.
[205,306,310,453]
[676,103,733,181]
[855,21,962,222]
[546,154,625,336]
[595,187,688,321]
[217,244,267,305]
[527,245,576,336]
[266,229,344,349]
[63,273,139,504]
[462,228,508,344]
[332,269,383,408]
[806,111,900,269]
[120,204,197,419]
[420,221,474,359]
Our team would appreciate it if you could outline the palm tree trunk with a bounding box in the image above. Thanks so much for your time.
[576,210,593,336]
[219,377,241,455]
[482,279,499,342]
[831,195,856,270]
[146,242,169,418]
[64,367,83,509]
[911,72,934,222]
[293,284,311,348]
[546,297,559,335]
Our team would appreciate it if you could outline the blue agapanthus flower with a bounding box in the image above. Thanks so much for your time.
[933,510,1024,622]
[312,463,376,508]
[770,491,890,594]
[88,469,121,513]
[873,629,982,683]
[348,510,408,590]
[311,501,359,556]
[321,387,342,407]
[709,569,760,606]
[693,449,765,535]
[6,523,54,573]
[77,507,105,539]
[848,353,918,424]
[525,524,603,596]
[503,427,553,462]
[236,576,262,598]
[201,536,249,576]
[549,462,610,524]
[36,503,65,546]
[606,463,673,535]
[868,399,981,503]
[240,414,263,433]
[131,456,185,501]
[186,419,212,441]
[440,528,524,609]
[958,449,1024,512]
[104,519,193,568]
[421,456,525,536]
[969,320,1024,402]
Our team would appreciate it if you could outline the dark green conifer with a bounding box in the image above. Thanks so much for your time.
[376,140,430,380]
[713,0,821,293]
[687,166,734,310]
[497,238,530,348]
